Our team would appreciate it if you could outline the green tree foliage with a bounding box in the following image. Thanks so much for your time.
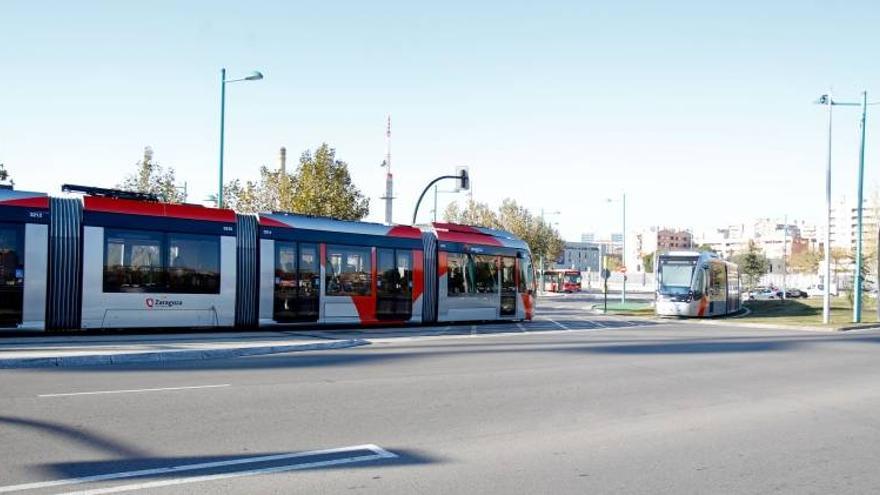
[788,249,821,273]
[118,147,187,203]
[224,144,369,221]
[730,240,769,287]
[642,252,654,273]
[222,166,293,214]
[443,198,565,269]
[695,243,715,253]
[0,163,9,183]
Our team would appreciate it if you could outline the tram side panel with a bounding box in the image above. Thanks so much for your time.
[0,190,50,330]
[81,226,237,329]
[79,198,238,329]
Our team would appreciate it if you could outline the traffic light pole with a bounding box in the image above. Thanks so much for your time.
[412,170,470,225]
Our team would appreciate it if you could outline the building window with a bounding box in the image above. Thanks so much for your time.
[326,245,371,296]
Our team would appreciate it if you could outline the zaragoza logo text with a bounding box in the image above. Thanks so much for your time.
[145,298,184,309]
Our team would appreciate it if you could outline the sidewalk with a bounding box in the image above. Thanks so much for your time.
[0,331,369,369]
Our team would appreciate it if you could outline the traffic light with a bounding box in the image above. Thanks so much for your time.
[455,166,470,191]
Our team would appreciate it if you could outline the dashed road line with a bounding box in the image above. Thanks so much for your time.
[547,319,571,331]
[38,384,230,398]
[516,322,527,332]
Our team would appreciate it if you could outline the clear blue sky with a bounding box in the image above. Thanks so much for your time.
[2,0,879,241]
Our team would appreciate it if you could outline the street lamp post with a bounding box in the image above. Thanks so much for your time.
[606,193,627,304]
[815,92,873,323]
[854,91,868,322]
[218,68,263,209]
[820,92,833,325]
[622,192,627,304]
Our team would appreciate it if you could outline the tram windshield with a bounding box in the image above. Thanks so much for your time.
[658,256,698,296]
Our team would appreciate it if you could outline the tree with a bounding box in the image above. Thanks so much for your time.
[222,166,293,213]
[0,163,9,183]
[789,249,821,273]
[642,252,654,273]
[443,199,500,229]
[224,143,369,220]
[443,198,565,269]
[118,147,187,203]
[695,243,715,253]
[731,240,769,287]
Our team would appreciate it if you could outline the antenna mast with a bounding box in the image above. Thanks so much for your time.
[380,115,394,224]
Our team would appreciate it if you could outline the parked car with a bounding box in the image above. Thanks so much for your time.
[747,288,777,301]
[780,288,809,298]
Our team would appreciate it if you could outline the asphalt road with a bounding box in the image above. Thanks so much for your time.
[2,294,880,494]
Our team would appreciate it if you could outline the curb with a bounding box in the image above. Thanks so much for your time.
[670,318,874,333]
[0,339,371,369]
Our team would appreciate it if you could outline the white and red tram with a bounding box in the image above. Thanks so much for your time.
[0,185,536,331]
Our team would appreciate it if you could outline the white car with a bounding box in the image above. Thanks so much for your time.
[746,288,777,301]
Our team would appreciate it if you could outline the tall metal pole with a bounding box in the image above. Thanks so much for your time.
[621,192,627,304]
[433,185,438,222]
[382,115,394,225]
[540,208,545,295]
[823,93,833,324]
[218,68,226,209]
[782,214,787,301]
[854,91,868,323]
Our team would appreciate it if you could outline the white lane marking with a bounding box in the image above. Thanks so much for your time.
[547,319,570,331]
[38,384,230,398]
[516,323,527,333]
[470,325,477,336]
[591,320,608,328]
[0,444,395,494]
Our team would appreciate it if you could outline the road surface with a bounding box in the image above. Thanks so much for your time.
[2,294,879,494]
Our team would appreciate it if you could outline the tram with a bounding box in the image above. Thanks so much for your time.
[0,185,537,331]
[654,251,741,317]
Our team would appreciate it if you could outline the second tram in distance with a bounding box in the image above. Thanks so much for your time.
[655,251,741,317]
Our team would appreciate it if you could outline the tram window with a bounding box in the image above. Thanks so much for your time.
[275,243,298,291]
[167,234,221,294]
[710,264,726,296]
[447,253,474,296]
[501,256,516,293]
[326,245,371,296]
[397,251,413,297]
[0,224,24,288]
[299,244,319,296]
[518,254,534,293]
[472,255,498,294]
[378,248,396,294]
[104,230,164,292]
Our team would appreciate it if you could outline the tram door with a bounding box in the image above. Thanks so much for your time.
[377,248,413,320]
[273,242,319,322]
[0,223,24,328]
[500,256,517,317]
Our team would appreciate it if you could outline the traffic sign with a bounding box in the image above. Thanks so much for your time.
[618,266,627,274]
[601,269,611,280]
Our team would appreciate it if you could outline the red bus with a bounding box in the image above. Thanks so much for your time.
[543,269,582,293]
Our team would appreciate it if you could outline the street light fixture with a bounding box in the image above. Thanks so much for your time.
[218,68,264,209]
[607,193,627,304]
[539,209,561,294]
[814,92,869,323]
